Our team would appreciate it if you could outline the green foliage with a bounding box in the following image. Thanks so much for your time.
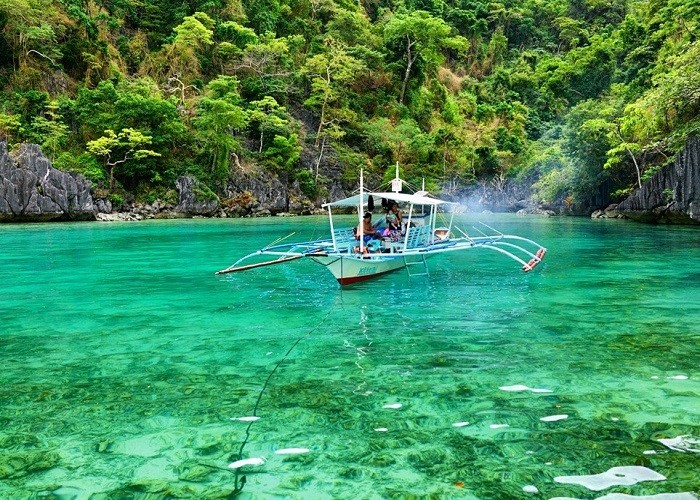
[526,135,576,205]
[383,10,469,105]
[302,37,364,148]
[294,168,317,199]
[53,152,105,184]
[0,0,696,209]
[108,193,125,209]
[264,133,301,174]
[86,128,161,189]
[193,76,247,188]
[247,96,292,153]
[0,113,22,143]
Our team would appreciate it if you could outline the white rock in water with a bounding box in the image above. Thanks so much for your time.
[596,493,696,500]
[658,435,700,453]
[499,384,553,393]
[383,403,403,409]
[275,448,310,455]
[499,384,530,391]
[374,427,388,432]
[554,465,665,491]
[232,416,260,422]
[669,375,688,380]
[490,424,509,429]
[228,457,266,469]
[540,414,568,422]
[522,485,539,493]
[452,421,470,428]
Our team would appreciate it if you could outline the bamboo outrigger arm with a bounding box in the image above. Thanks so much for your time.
[215,246,328,275]
[215,253,304,275]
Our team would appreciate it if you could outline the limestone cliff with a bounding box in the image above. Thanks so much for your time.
[0,142,95,221]
[613,136,699,224]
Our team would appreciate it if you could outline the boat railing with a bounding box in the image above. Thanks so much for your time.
[404,225,432,249]
[332,227,357,252]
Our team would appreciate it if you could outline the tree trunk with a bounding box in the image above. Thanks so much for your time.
[314,68,331,147]
[315,135,326,180]
[399,37,417,105]
[626,148,642,188]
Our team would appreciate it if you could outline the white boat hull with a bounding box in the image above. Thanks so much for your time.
[311,254,409,285]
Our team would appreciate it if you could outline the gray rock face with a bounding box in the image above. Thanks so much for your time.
[175,175,219,216]
[224,166,289,215]
[614,137,700,224]
[0,142,95,222]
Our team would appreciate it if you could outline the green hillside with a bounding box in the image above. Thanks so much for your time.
[1,0,698,210]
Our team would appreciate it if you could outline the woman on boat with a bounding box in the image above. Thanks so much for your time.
[383,204,402,241]
[385,207,400,231]
[391,203,404,232]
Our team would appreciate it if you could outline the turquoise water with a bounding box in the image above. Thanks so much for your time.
[1,215,699,499]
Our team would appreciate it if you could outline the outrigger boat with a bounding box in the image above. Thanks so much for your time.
[216,169,547,285]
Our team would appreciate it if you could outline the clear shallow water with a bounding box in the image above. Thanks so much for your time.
[1,215,699,499]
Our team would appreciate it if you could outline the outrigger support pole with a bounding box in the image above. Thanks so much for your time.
[215,246,328,275]
[215,254,303,275]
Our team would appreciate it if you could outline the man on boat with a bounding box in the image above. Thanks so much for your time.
[355,212,382,243]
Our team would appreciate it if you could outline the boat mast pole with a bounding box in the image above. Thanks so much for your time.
[423,178,436,243]
[328,205,336,250]
[359,169,364,253]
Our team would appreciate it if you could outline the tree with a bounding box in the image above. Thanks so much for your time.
[29,101,68,160]
[365,117,433,180]
[75,77,186,188]
[383,10,468,105]
[143,12,214,83]
[232,33,303,100]
[0,0,62,69]
[86,128,160,190]
[193,76,248,188]
[247,96,290,153]
[302,37,364,177]
[0,113,22,143]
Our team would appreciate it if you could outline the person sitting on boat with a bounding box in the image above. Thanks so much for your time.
[355,212,381,243]
[385,207,400,231]
[391,202,405,233]
[382,205,402,241]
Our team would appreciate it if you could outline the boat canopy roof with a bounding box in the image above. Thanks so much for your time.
[322,191,455,208]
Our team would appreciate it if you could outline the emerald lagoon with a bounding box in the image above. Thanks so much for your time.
[1,215,699,499]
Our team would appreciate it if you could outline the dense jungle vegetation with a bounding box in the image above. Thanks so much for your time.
[0,0,698,209]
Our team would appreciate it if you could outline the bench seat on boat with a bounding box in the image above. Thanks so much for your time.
[333,228,358,252]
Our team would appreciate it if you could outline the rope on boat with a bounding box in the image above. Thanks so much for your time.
[226,308,334,497]
[452,225,474,243]
[266,231,297,248]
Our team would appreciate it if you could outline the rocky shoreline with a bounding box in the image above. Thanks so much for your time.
[0,141,318,222]
[2,138,699,224]
[0,140,552,223]
[595,136,700,224]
